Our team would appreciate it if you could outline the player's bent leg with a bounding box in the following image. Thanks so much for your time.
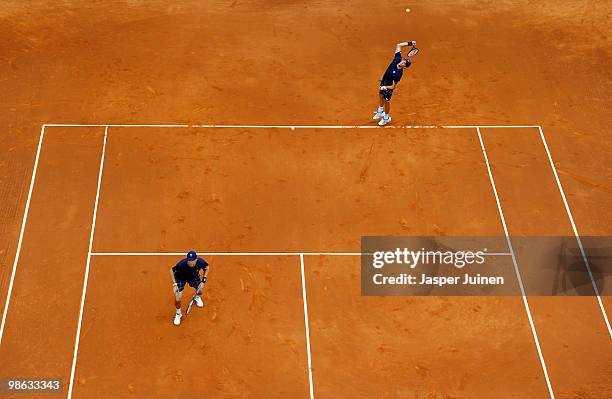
[173,284,184,326]
[379,98,392,126]
[173,298,183,325]
[373,93,385,120]
[174,290,182,308]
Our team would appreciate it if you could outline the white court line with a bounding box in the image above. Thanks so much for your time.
[91,252,364,256]
[188,124,540,129]
[477,127,555,399]
[538,127,612,339]
[44,123,541,129]
[67,126,108,399]
[90,252,512,257]
[299,254,315,399]
[0,126,46,346]
[44,124,190,128]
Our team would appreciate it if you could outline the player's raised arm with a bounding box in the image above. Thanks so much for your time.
[395,41,416,53]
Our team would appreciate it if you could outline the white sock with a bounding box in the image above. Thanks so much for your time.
[377,106,383,112]
[176,308,181,315]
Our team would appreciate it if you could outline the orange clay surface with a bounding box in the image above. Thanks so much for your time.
[0,1,611,398]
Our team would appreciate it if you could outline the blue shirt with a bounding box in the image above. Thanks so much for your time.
[381,52,404,86]
[172,257,208,282]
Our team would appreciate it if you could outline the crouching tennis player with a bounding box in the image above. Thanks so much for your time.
[373,41,417,126]
[170,250,209,326]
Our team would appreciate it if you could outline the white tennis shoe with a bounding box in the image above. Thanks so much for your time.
[194,296,204,308]
[378,115,391,126]
[373,111,384,120]
[173,312,182,326]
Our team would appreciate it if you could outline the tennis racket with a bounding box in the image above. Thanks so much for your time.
[407,46,419,57]
[185,291,198,315]
[185,282,205,315]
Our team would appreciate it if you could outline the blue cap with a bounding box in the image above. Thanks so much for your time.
[187,250,197,260]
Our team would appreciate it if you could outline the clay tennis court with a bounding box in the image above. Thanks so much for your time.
[0,1,611,398]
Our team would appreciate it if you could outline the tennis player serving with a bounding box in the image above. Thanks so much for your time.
[170,250,209,326]
[373,41,418,126]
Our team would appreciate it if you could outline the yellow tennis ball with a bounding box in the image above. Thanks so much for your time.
[405,7,411,12]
